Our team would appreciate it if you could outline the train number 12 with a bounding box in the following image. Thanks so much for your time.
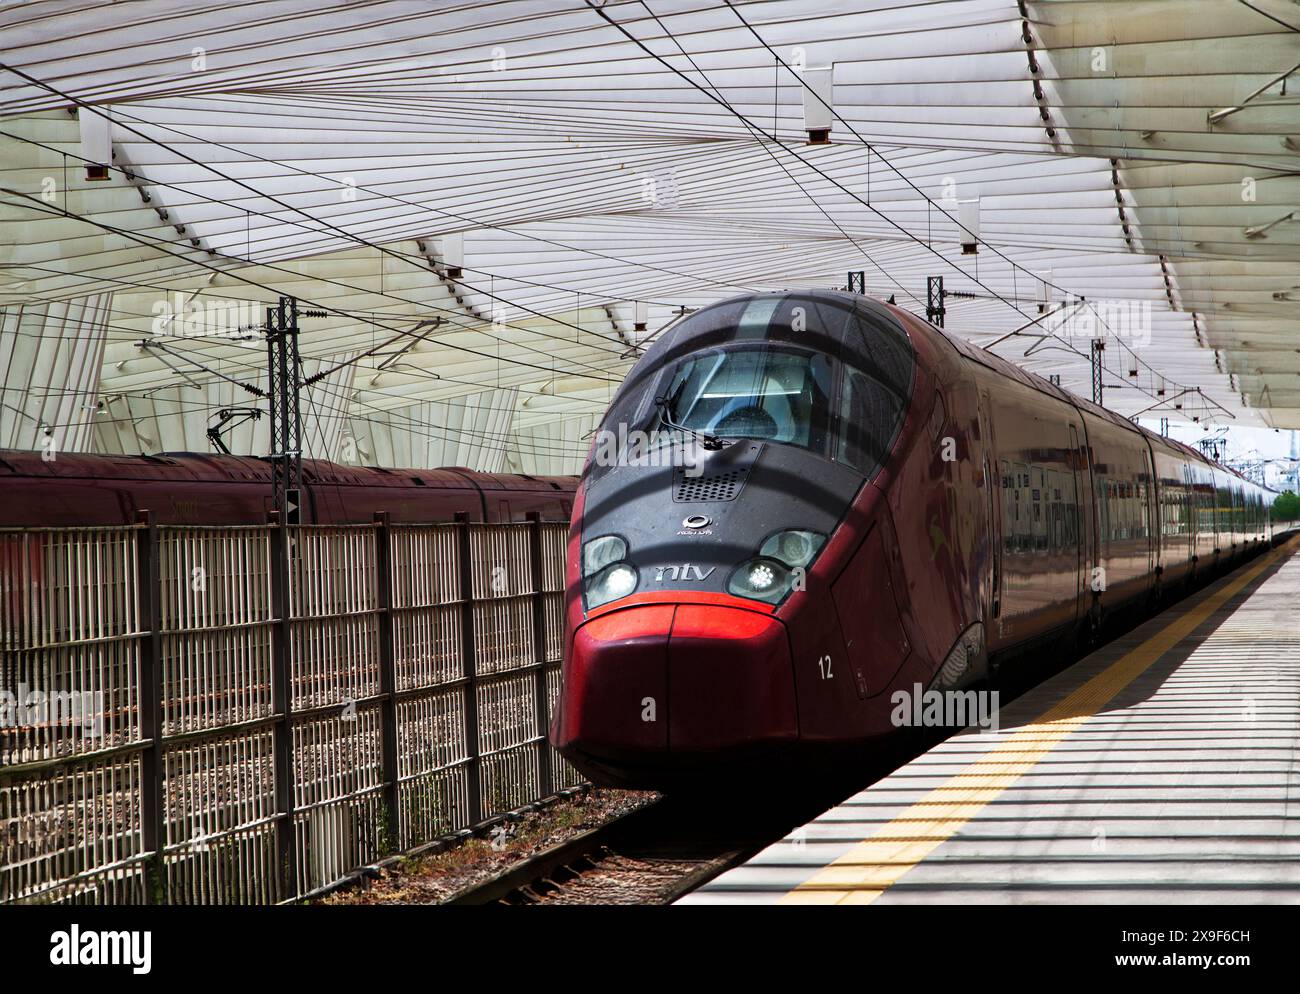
[817,654,833,680]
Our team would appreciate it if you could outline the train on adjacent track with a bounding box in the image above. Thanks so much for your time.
[551,289,1278,788]
[0,450,576,526]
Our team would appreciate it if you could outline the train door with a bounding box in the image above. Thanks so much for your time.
[1143,444,1156,582]
[979,391,1001,621]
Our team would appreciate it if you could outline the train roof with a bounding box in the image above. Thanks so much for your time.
[636,288,910,376]
[0,449,576,490]
[880,298,1272,494]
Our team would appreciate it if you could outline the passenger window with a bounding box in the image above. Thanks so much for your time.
[1032,467,1047,552]
[1001,460,1015,555]
[1100,478,1111,545]
[1063,468,1077,546]
[1045,470,1057,551]
[1016,462,1030,553]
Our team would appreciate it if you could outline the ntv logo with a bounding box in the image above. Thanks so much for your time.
[653,563,716,582]
[50,926,151,975]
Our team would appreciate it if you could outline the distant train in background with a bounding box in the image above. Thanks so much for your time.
[0,450,576,526]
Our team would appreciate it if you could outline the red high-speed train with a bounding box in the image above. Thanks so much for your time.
[0,450,575,526]
[551,289,1277,788]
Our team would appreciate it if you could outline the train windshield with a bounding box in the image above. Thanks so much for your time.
[655,347,833,452]
[589,291,914,481]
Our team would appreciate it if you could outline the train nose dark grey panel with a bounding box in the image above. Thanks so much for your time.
[581,439,862,600]
[674,466,747,502]
[672,441,760,502]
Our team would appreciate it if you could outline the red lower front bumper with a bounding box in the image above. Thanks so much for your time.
[551,603,798,787]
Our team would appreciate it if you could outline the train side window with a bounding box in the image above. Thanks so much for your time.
[1046,469,1061,551]
[1015,461,1029,553]
[836,367,894,475]
[1011,462,1022,553]
[1109,480,1118,541]
[1046,470,1056,551]
[1057,473,1068,549]
[1059,473,1068,548]
[1000,460,1015,556]
[1112,480,1121,541]
[1032,467,1047,552]
[1096,476,1107,548]
[1065,469,1078,546]
[1102,478,1112,543]
[1025,465,1034,553]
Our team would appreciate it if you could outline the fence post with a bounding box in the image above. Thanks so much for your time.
[268,508,297,899]
[373,512,400,851]
[454,512,483,824]
[134,510,165,903]
[526,512,553,797]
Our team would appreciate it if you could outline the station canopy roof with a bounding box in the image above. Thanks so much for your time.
[2,0,1297,474]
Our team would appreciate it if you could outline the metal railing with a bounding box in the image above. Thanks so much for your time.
[0,511,578,904]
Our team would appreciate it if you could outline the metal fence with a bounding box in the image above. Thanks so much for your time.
[0,511,579,904]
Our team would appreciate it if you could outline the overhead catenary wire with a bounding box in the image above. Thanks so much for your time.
[1,3,1275,444]
[0,63,746,343]
[4,188,630,385]
[585,0,1230,415]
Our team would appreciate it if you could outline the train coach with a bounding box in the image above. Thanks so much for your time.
[0,451,576,653]
[551,289,1275,788]
[0,450,575,526]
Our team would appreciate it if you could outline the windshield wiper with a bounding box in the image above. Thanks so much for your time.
[654,396,725,450]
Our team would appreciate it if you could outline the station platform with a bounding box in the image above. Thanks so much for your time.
[682,537,1300,905]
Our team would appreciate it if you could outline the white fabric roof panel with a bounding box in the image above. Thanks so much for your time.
[1,0,1297,474]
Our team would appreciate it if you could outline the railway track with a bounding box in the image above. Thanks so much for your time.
[443,762,919,906]
[442,798,747,905]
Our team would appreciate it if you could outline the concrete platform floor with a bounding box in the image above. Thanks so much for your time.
[682,539,1300,905]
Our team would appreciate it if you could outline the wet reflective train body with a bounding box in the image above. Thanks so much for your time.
[551,290,1275,788]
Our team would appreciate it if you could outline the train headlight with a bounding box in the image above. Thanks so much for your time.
[586,562,639,608]
[759,529,825,569]
[582,535,627,577]
[728,557,791,604]
[729,530,826,605]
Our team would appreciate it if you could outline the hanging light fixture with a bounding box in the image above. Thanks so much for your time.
[801,66,834,144]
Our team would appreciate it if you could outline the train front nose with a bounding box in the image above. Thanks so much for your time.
[553,603,798,786]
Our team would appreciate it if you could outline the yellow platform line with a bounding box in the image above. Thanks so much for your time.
[782,537,1299,905]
